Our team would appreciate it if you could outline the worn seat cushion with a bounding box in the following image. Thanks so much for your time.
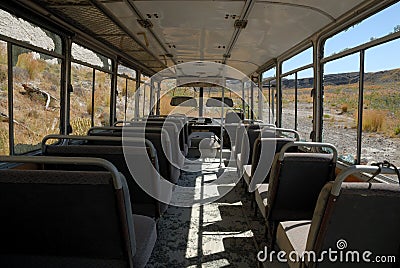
[132,214,157,268]
[255,183,269,219]
[276,220,311,268]
[243,164,252,185]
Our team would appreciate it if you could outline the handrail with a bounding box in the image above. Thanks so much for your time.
[88,126,122,134]
[41,134,158,161]
[278,141,338,163]
[272,127,301,141]
[332,165,400,196]
[0,155,123,189]
[113,120,131,126]
[87,125,172,135]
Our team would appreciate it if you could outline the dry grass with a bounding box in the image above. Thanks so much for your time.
[16,52,46,80]
[159,95,173,115]
[362,110,385,132]
[71,117,92,135]
[0,125,9,155]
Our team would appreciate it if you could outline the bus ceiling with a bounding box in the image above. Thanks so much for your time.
[4,0,394,76]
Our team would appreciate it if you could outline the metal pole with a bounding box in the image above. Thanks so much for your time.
[124,78,128,121]
[247,82,250,119]
[7,43,14,155]
[220,86,225,167]
[258,74,263,121]
[250,81,254,120]
[142,83,146,116]
[314,38,324,142]
[276,62,282,127]
[156,81,161,116]
[61,36,72,135]
[241,81,245,119]
[199,87,204,117]
[356,50,365,165]
[91,69,95,127]
[268,81,271,124]
[294,72,298,130]
[110,58,118,125]
[134,70,141,120]
[271,81,275,124]
[149,78,155,115]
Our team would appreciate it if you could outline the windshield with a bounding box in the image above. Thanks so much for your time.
[159,87,244,119]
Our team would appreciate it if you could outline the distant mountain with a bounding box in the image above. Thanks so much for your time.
[263,68,400,88]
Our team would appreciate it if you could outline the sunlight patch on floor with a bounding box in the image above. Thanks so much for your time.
[185,160,255,264]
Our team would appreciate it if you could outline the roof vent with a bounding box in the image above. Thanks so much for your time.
[137,19,153,28]
[234,19,248,29]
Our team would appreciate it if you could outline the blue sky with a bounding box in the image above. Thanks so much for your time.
[266,2,400,79]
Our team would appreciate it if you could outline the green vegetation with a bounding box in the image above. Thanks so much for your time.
[323,79,400,136]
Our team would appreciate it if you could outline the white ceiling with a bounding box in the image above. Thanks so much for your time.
[100,0,367,75]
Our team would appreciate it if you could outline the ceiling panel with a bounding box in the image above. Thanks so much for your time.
[30,0,375,76]
[133,1,243,63]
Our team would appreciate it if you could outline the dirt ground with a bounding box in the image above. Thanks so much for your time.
[282,104,400,167]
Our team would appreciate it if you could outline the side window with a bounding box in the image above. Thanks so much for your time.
[322,2,400,166]
[70,63,93,135]
[0,41,8,155]
[362,39,400,167]
[280,47,313,139]
[126,79,136,120]
[296,68,314,141]
[262,67,276,124]
[281,73,296,130]
[116,76,127,121]
[323,54,360,164]
[117,65,136,121]
[94,70,111,126]
[70,43,112,133]
[0,8,62,155]
[12,47,61,154]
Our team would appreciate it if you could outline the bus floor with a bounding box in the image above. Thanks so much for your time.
[146,157,283,268]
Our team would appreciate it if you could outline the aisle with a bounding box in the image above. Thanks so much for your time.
[146,158,267,267]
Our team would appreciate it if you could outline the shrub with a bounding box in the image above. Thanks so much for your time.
[16,52,46,80]
[341,104,348,113]
[71,117,91,136]
[0,126,9,155]
[362,110,385,132]
[13,66,29,82]
[395,126,400,136]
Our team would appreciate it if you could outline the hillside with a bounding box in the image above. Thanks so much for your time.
[264,68,400,88]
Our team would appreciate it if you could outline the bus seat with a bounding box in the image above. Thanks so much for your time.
[89,127,180,184]
[233,123,246,158]
[145,116,189,156]
[131,121,185,166]
[0,158,156,268]
[244,137,295,188]
[125,130,180,183]
[238,125,281,178]
[255,142,337,249]
[43,144,166,218]
[132,214,157,268]
[277,180,400,268]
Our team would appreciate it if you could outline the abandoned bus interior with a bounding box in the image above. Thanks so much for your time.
[0,0,399,267]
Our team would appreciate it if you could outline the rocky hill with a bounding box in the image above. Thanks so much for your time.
[264,68,400,88]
